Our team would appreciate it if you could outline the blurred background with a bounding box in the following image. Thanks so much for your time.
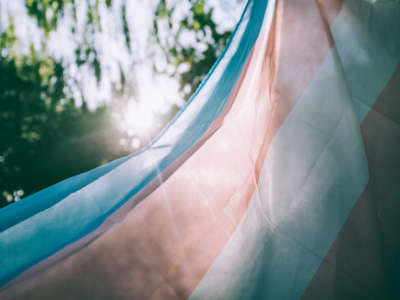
[0,0,244,207]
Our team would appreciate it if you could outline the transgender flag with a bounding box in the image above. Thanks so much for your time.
[1,0,400,299]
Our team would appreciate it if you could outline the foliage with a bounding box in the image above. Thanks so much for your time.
[24,0,131,85]
[153,0,242,100]
[0,49,129,208]
[0,0,130,207]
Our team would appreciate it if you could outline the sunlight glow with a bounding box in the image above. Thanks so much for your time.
[116,71,183,150]
[124,101,156,134]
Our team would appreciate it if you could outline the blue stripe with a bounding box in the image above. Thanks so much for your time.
[0,155,132,231]
[0,0,269,287]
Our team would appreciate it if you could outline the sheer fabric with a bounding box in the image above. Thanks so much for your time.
[1,0,400,299]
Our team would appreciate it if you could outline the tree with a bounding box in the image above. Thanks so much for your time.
[0,0,132,207]
[152,0,243,100]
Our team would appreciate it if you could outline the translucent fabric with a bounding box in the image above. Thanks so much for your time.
[1,0,400,299]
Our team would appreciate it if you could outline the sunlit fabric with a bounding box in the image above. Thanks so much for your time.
[1,0,400,299]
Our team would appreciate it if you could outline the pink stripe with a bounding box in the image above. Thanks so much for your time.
[1,1,344,299]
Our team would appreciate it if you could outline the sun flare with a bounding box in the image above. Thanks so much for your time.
[116,73,184,150]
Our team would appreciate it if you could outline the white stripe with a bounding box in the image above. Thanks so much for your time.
[190,1,400,299]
